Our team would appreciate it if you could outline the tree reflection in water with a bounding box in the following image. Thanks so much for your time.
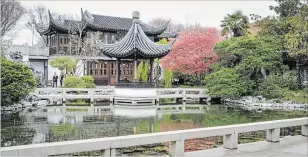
[1,106,307,148]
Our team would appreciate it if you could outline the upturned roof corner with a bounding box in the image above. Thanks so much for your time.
[35,8,175,37]
[99,12,176,59]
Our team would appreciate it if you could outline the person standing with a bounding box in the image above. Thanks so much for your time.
[52,72,58,88]
[60,73,64,87]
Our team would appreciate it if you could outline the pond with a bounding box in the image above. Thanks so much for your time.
[1,105,307,156]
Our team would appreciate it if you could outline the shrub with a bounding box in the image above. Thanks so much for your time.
[204,68,244,99]
[81,76,96,88]
[1,58,37,106]
[281,71,298,90]
[256,72,298,99]
[63,76,96,88]
[63,76,85,88]
[282,90,308,104]
[255,75,284,99]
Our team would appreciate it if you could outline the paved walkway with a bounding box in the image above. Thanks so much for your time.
[185,136,307,157]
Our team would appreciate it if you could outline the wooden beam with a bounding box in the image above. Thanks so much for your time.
[116,58,121,83]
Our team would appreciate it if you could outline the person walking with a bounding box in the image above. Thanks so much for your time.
[52,72,58,88]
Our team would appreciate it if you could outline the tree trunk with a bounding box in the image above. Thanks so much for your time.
[261,68,267,79]
[296,57,302,89]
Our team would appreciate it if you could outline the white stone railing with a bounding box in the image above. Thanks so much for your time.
[35,88,115,103]
[35,88,208,105]
[156,88,207,98]
[1,118,307,156]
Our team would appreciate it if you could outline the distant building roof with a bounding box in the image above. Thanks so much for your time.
[99,11,176,59]
[247,23,260,35]
[35,9,178,38]
[157,31,179,39]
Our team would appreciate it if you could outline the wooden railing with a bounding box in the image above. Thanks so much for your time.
[1,118,307,156]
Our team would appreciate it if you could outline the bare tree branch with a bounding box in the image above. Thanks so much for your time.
[149,18,184,32]
[26,5,80,47]
[0,0,26,50]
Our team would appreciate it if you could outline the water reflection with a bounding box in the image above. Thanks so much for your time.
[1,104,307,147]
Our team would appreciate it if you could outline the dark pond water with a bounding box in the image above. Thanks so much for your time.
[1,105,307,156]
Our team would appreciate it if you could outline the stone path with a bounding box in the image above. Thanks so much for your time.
[184,135,307,157]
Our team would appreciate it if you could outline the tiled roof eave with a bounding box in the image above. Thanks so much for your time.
[35,26,51,35]
[100,19,175,59]
[87,23,128,32]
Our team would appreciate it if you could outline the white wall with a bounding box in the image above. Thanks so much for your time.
[5,44,48,56]
[31,62,44,73]
[48,60,62,82]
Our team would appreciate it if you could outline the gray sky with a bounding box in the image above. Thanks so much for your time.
[13,0,277,45]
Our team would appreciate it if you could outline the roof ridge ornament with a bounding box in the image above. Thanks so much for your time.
[132,11,140,19]
[81,8,84,20]
[48,10,54,22]
[100,14,176,59]
[83,10,94,23]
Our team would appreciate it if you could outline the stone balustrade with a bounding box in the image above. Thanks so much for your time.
[1,117,307,156]
[35,88,209,106]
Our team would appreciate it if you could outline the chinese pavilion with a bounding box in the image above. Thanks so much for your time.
[35,9,178,86]
[100,11,176,87]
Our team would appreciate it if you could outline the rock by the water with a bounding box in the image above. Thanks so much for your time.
[21,101,33,108]
[37,100,48,107]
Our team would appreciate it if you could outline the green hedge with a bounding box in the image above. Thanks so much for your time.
[63,76,96,88]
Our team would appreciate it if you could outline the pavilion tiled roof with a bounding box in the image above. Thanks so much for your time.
[35,9,176,37]
[99,11,176,59]
[157,31,179,39]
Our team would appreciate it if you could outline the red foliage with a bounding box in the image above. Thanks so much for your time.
[161,27,219,75]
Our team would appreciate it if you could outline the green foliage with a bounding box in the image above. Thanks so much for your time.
[136,60,149,82]
[257,0,308,58]
[215,36,283,75]
[282,90,308,104]
[281,71,298,90]
[81,76,96,88]
[163,68,173,88]
[213,35,286,97]
[205,68,244,99]
[67,99,87,105]
[63,76,95,88]
[255,75,285,99]
[136,61,144,81]
[49,124,77,136]
[63,76,85,88]
[156,38,168,45]
[66,108,88,112]
[220,10,249,37]
[142,62,149,82]
[269,0,305,18]
[284,5,308,57]
[1,58,37,106]
[50,57,76,73]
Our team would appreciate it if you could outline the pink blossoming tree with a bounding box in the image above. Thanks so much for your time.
[161,27,220,84]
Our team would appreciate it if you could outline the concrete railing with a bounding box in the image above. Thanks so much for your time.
[35,88,208,106]
[36,88,115,102]
[1,117,307,157]
[156,88,207,99]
